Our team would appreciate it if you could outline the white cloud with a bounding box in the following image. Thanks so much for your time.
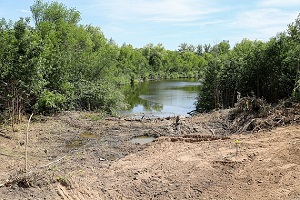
[175,19,228,27]
[17,9,30,13]
[230,8,298,37]
[259,0,300,7]
[64,0,299,49]
[91,0,222,23]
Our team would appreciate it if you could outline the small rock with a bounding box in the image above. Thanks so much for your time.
[257,180,263,183]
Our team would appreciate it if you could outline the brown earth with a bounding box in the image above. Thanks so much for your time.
[0,110,300,200]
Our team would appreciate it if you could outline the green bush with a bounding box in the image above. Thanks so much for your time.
[34,90,66,114]
[75,80,128,115]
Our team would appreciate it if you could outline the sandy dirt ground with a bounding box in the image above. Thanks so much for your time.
[0,111,300,200]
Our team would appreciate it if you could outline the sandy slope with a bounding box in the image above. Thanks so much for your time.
[0,112,300,199]
[88,125,300,200]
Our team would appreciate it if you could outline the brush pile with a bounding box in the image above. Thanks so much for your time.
[227,97,300,133]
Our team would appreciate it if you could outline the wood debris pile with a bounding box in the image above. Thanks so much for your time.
[227,97,300,133]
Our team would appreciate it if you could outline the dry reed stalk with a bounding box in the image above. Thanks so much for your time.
[25,113,34,173]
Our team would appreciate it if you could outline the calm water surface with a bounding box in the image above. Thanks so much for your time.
[129,136,155,144]
[121,78,201,118]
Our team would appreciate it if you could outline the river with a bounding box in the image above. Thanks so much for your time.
[120,78,201,118]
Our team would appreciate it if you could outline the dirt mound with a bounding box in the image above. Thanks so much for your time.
[156,134,230,143]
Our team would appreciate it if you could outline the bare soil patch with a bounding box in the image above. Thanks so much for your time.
[0,105,300,199]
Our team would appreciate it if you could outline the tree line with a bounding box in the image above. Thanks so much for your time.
[196,14,300,112]
[0,0,205,124]
[1,0,299,125]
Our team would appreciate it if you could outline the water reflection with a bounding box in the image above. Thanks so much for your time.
[121,78,201,117]
[129,136,155,145]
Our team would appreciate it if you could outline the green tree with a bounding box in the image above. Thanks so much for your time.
[0,18,44,123]
[289,14,300,99]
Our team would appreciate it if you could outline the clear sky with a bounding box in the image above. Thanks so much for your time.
[1,0,299,50]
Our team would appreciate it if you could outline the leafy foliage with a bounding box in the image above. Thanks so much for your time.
[0,0,299,123]
[0,0,205,124]
[196,14,300,112]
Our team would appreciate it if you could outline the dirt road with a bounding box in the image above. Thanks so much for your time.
[0,111,300,199]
